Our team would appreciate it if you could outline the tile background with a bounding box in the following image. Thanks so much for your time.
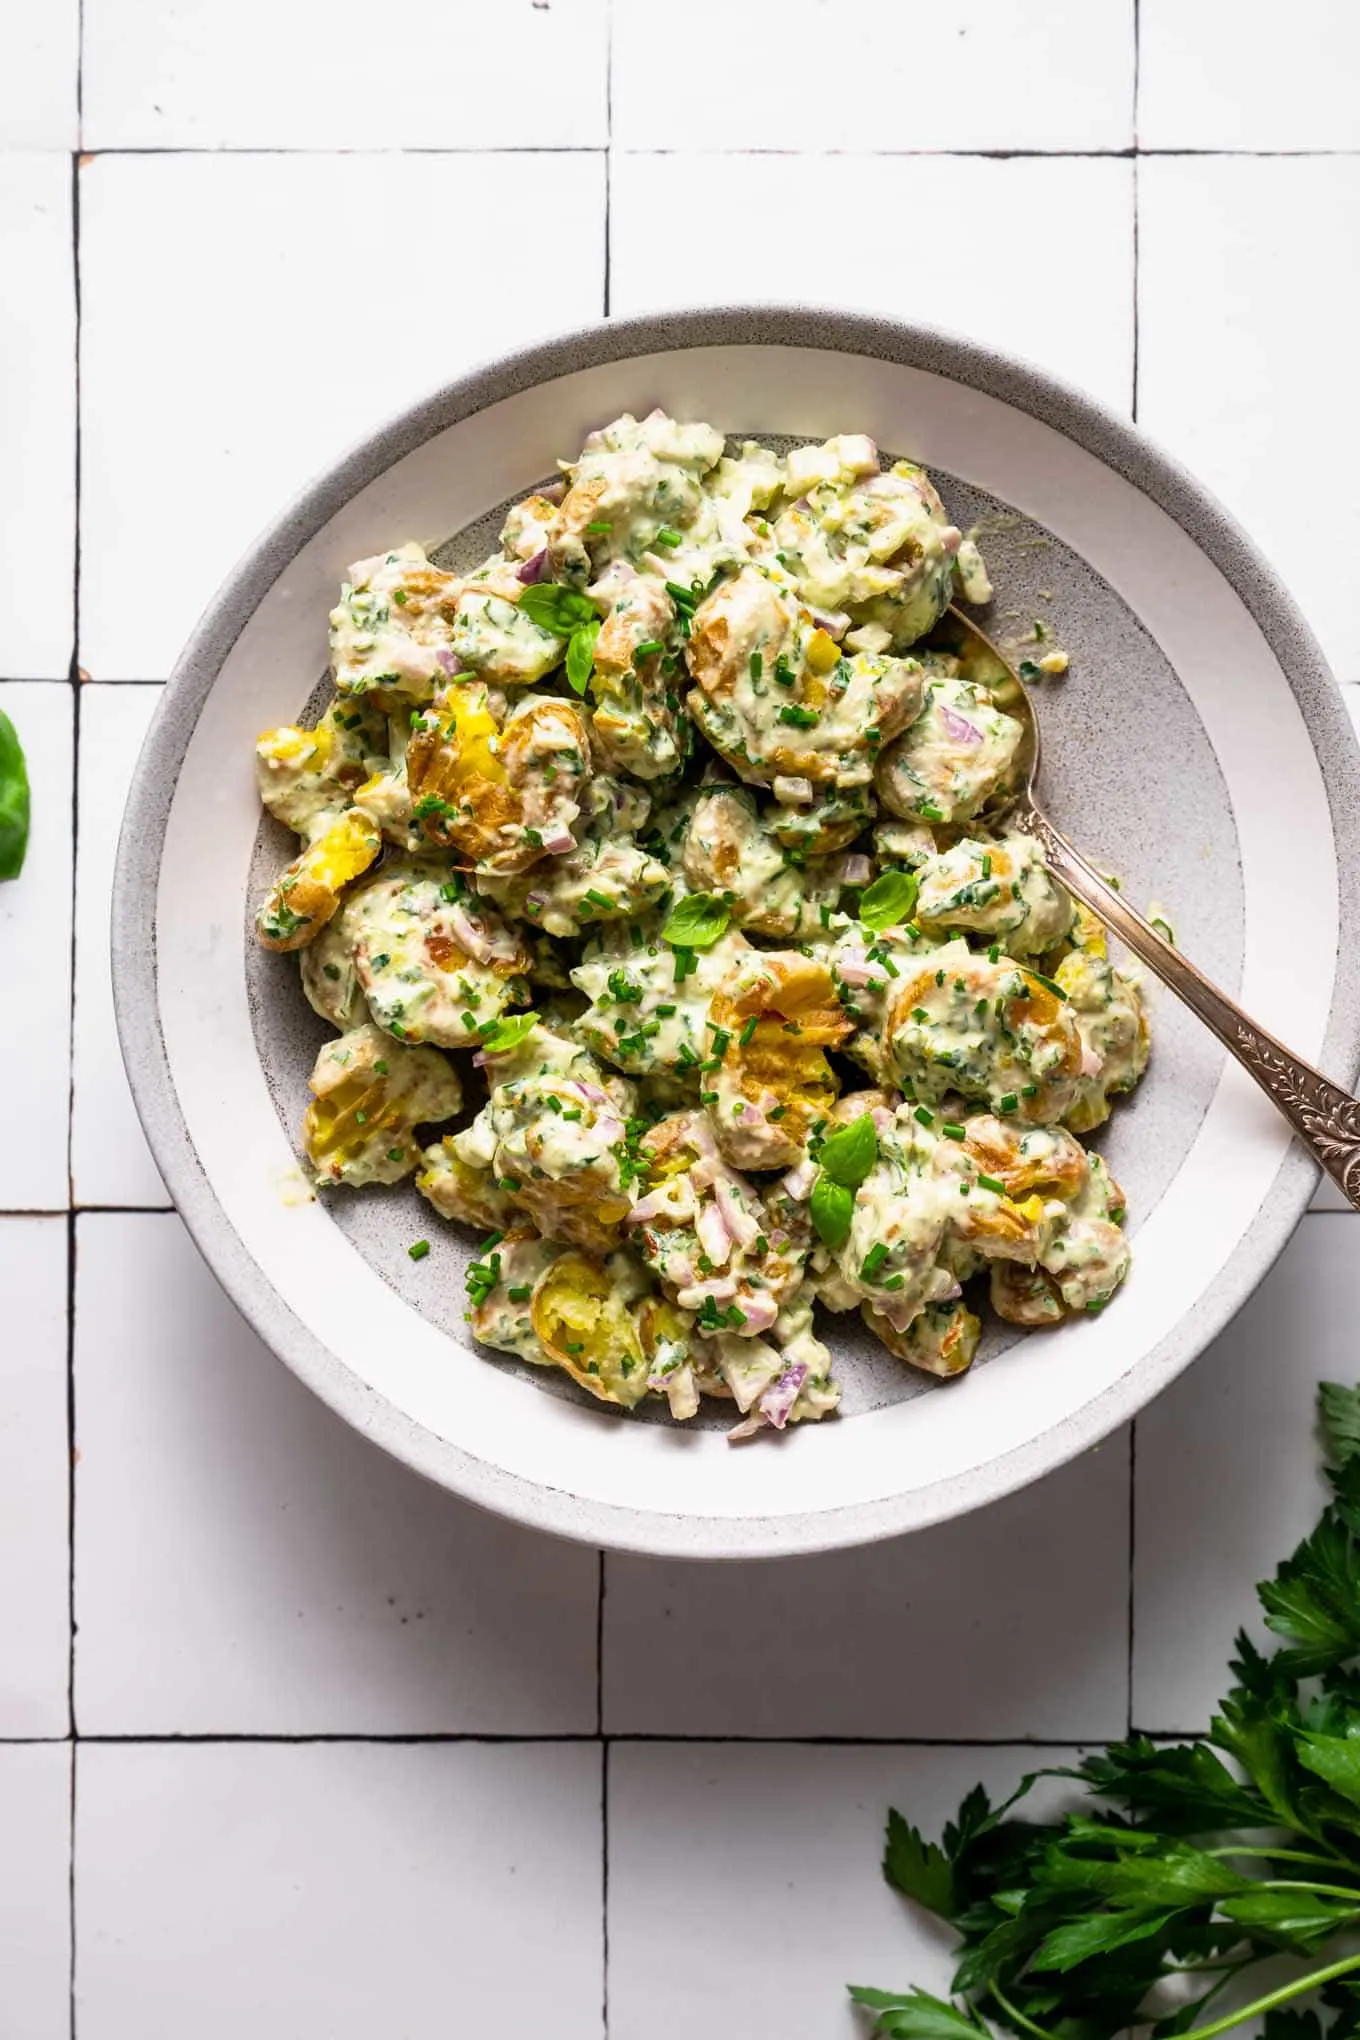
[3,1,1358,2030]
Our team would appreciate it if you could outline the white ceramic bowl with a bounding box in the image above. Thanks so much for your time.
[114,308,1360,1558]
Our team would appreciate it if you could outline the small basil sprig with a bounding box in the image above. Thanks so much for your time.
[516,584,597,636]
[479,1009,539,1054]
[858,869,918,933]
[810,1112,879,1250]
[660,893,730,950]
[0,710,30,881]
[517,583,601,699]
[565,620,600,697]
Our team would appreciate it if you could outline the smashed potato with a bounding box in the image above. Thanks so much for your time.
[304,1024,461,1188]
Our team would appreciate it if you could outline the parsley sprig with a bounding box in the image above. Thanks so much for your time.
[852,1382,1360,2040]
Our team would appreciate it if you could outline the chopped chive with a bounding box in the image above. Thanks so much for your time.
[941,1122,966,1140]
[778,704,818,729]
[860,1243,889,1281]
[654,526,683,549]
[585,520,612,534]
[998,1093,1019,1114]
[633,638,663,659]
[739,1015,758,1047]
[507,1284,533,1301]
[914,1106,934,1127]
[408,1240,430,1261]
[976,1173,1006,1195]
[584,888,614,909]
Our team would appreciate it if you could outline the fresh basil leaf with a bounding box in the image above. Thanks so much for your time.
[818,1112,878,1190]
[565,620,599,696]
[810,1176,853,1250]
[884,1810,956,1919]
[516,583,597,636]
[859,869,919,932]
[660,892,730,950]
[478,1010,539,1054]
[0,710,30,881]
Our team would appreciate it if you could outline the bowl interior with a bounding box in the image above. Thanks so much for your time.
[246,460,1241,1427]
[121,317,1359,1555]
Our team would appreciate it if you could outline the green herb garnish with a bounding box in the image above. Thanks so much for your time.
[860,870,920,933]
[810,1177,854,1251]
[661,893,730,950]
[851,1380,1360,2040]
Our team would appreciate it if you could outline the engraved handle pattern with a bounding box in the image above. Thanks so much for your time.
[1011,797,1360,1212]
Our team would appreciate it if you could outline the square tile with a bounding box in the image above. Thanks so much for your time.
[611,154,1135,412]
[0,157,75,677]
[82,0,608,148]
[608,1744,1084,2040]
[79,152,606,680]
[604,1430,1129,1739]
[1133,1214,1351,1733]
[77,1741,602,2040]
[1140,0,1360,149]
[0,1744,71,2040]
[0,0,79,146]
[612,0,1134,151]
[72,684,168,1208]
[74,1213,599,1734]
[0,1218,69,1736]
[1138,158,1360,687]
[0,682,73,1210]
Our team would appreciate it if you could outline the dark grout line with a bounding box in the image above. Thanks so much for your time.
[1132,0,1141,152]
[37,1731,1105,1748]
[46,144,1360,163]
[601,1740,611,2040]
[67,1739,77,2040]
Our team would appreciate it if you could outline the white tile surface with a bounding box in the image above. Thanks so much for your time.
[0,0,78,147]
[74,1213,599,1734]
[611,153,1135,412]
[82,0,608,149]
[608,1744,1084,2040]
[1138,157,1360,686]
[0,1744,71,2040]
[0,157,75,677]
[76,1740,603,2040]
[604,1432,1129,1739]
[0,682,73,1210]
[0,1218,69,1737]
[1140,0,1360,150]
[1133,1214,1350,1733]
[612,0,1134,151]
[79,152,606,680]
[72,684,168,1207]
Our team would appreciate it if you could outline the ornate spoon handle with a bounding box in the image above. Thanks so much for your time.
[1013,798,1360,1211]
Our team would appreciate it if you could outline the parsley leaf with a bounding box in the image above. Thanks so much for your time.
[852,1381,1360,2040]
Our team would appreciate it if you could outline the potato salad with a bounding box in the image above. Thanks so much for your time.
[254,413,1148,1441]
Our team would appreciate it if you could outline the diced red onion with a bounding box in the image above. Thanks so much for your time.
[696,1201,732,1268]
[939,704,981,745]
[835,957,874,988]
[837,854,873,886]
[539,827,575,855]
[781,1160,815,1201]
[760,1361,808,1431]
[811,609,850,641]
[677,1275,740,1309]
[517,549,550,585]
[734,1291,779,1335]
[713,1174,761,1250]
[448,905,501,966]
[726,1410,768,1444]
[435,648,460,674]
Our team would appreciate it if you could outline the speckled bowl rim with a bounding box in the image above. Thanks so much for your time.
[114,305,1360,1560]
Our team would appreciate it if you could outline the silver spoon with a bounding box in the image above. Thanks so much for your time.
[935,604,1360,1211]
